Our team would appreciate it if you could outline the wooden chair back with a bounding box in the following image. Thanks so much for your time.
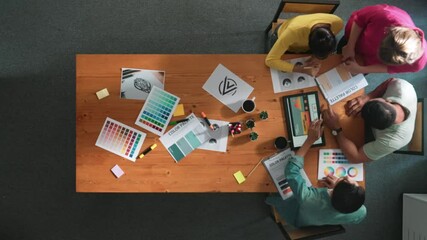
[395,98,426,155]
[265,0,340,35]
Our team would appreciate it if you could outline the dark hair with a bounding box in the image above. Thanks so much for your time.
[309,27,336,59]
[361,100,396,130]
[331,181,365,214]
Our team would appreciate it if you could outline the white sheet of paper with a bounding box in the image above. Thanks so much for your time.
[159,113,212,162]
[202,64,254,113]
[120,68,165,100]
[270,57,316,93]
[262,149,312,200]
[317,149,364,181]
[196,118,229,152]
[315,65,368,105]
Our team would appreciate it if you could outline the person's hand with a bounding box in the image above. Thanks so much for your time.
[294,64,320,77]
[320,175,339,189]
[302,64,321,77]
[305,56,321,67]
[306,119,324,143]
[321,105,341,130]
[341,44,355,62]
[345,95,370,117]
[342,60,362,75]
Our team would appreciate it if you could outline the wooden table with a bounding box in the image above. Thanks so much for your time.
[76,54,365,192]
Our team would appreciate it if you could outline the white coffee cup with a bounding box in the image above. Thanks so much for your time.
[242,97,256,113]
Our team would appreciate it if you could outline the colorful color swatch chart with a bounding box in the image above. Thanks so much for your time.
[159,113,211,162]
[96,117,146,162]
[317,149,364,181]
[135,86,180,136]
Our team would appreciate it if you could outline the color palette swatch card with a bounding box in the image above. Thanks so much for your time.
[135,86,180,136]
[159,113,212,162]
[203,64,254,113]
[96,118,146,162]
[317,149,364,181]
[315,66,368,105]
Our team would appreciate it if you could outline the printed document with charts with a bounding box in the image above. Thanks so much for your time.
[262,148,312,200]
[315,65,368,105]
[270,57,317,93]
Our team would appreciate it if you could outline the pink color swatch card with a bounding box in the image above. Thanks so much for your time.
[111,164,125,178]
[96,117,146,162]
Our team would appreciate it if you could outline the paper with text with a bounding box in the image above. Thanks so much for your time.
[315,65,368,105]
[262,149,312,200]
[160,113,212,162]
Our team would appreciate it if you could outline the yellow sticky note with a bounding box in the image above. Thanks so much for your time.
[233,171,246,184]
[173,104,185,117]
[96,88,109,100]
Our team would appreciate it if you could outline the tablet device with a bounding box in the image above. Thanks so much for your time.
[282,91,325,149]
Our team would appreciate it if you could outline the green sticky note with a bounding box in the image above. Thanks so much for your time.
[233,171,246,184]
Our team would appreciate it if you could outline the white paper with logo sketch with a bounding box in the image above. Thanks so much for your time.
[202,64,254,113]
[270,57,316,93]
[120,68,165,100]
[315,65,368,105]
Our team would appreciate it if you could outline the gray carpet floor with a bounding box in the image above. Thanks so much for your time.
[1,0,426,239]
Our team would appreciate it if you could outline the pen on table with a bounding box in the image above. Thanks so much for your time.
[246,158,264,178]
[303,66,314,69]
[169,118,189,126]
[139,144,157,159]
[201,112,214,130]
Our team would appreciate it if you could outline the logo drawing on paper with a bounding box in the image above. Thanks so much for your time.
[134,78,152,93]
[218,76,237,96]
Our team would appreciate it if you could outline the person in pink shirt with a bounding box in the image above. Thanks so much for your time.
[338,4,426,74]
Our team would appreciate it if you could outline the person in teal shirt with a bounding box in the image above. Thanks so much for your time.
[266,119,367,227]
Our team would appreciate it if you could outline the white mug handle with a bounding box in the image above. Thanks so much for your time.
[251,96,256,101]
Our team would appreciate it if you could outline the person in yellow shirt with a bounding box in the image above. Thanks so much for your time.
[266,13,343,76]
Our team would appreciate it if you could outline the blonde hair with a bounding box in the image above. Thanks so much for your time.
[379,27,424,65]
